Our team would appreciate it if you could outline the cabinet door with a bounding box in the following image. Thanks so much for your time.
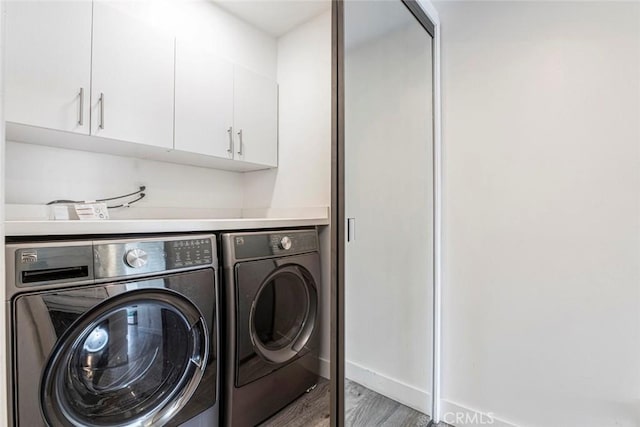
[175,40,234,158]
[91,2,174,149]
[233,66,278,167]
[5,0,92,134]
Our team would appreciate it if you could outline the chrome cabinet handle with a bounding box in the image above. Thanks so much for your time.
[78,88,84,126]
[99,93,105,129]
[227,126,234,156]
[237,129,243,155]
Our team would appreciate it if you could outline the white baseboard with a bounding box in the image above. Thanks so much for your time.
[340,361,519,427]
[440,400,519,427]
[345,360,431,416]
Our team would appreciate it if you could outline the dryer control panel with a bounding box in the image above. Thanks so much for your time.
[232,229,319,260]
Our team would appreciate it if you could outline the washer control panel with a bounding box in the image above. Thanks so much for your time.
[10,234,217,287]
[166,238,214,269]
[94,235,216,279]
[125,248,148,268]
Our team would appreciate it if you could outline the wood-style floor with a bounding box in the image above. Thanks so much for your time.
[345,380,431,426]
[260,379,331,427]
[260,378,435,427]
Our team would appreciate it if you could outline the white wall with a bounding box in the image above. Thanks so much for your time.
[436,2,640,426]
[343,4,434,414]
[243,10,331,210]
[243,9,332,374]
[5,141,245,215]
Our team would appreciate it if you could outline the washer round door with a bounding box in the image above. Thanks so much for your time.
[41,288,209,427]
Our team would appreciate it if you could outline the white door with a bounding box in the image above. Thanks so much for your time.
[5,0,92,134]
[91,2,175,149]
[175,40,234,159]
[233,66,278,167]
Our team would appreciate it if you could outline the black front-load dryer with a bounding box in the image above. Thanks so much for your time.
[221,228,321,427]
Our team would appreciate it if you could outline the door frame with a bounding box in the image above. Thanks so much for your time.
[330,0,443,425]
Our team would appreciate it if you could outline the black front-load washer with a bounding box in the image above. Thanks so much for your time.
[6,234,220,427]
[221,228,321,427]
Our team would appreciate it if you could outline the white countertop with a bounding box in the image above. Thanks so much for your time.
[5,205,330,236]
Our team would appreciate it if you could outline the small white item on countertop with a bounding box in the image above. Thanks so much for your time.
[74,203,110,220]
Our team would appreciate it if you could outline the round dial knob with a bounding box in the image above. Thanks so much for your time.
[279,236,292,250]
[125,248,148,268]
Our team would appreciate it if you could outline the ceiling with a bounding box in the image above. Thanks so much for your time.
[214,0,330,37]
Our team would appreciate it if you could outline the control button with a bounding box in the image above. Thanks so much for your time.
[125,248,148,268]
[279,236,292,250]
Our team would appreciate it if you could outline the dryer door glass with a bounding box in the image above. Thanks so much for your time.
[254,270,308,350]
[41,289,208,427]
[235,255,320,386]
[250,265,318,365]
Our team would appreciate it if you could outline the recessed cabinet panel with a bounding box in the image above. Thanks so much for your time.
[91,2,175,149]
[5,0,92,134]
[233,66,278,167]
[175,40,235,159]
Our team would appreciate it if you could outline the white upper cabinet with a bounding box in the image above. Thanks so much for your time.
[5,0,92,134]
[91,2,175,149]
[233,66,278,167]
[175,40,235,159]
[175,46,278,167]
[5,1,279,171]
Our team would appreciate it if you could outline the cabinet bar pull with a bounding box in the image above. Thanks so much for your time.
[99,93,105,129]
[237,129,243,155]
[227,126,234,156]
[78,88,84,126]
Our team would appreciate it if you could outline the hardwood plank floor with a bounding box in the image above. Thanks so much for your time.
[345,380,430,427]
[259,379,331,427]
[260,378,437,427]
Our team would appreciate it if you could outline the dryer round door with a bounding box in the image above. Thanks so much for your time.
[249,265,318,365]
[40,288,209,427]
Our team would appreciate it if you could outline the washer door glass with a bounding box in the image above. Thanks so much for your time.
[41,289,208,427]
[250,265,318,365]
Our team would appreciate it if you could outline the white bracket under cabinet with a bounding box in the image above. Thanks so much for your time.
[6,123,275,172]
